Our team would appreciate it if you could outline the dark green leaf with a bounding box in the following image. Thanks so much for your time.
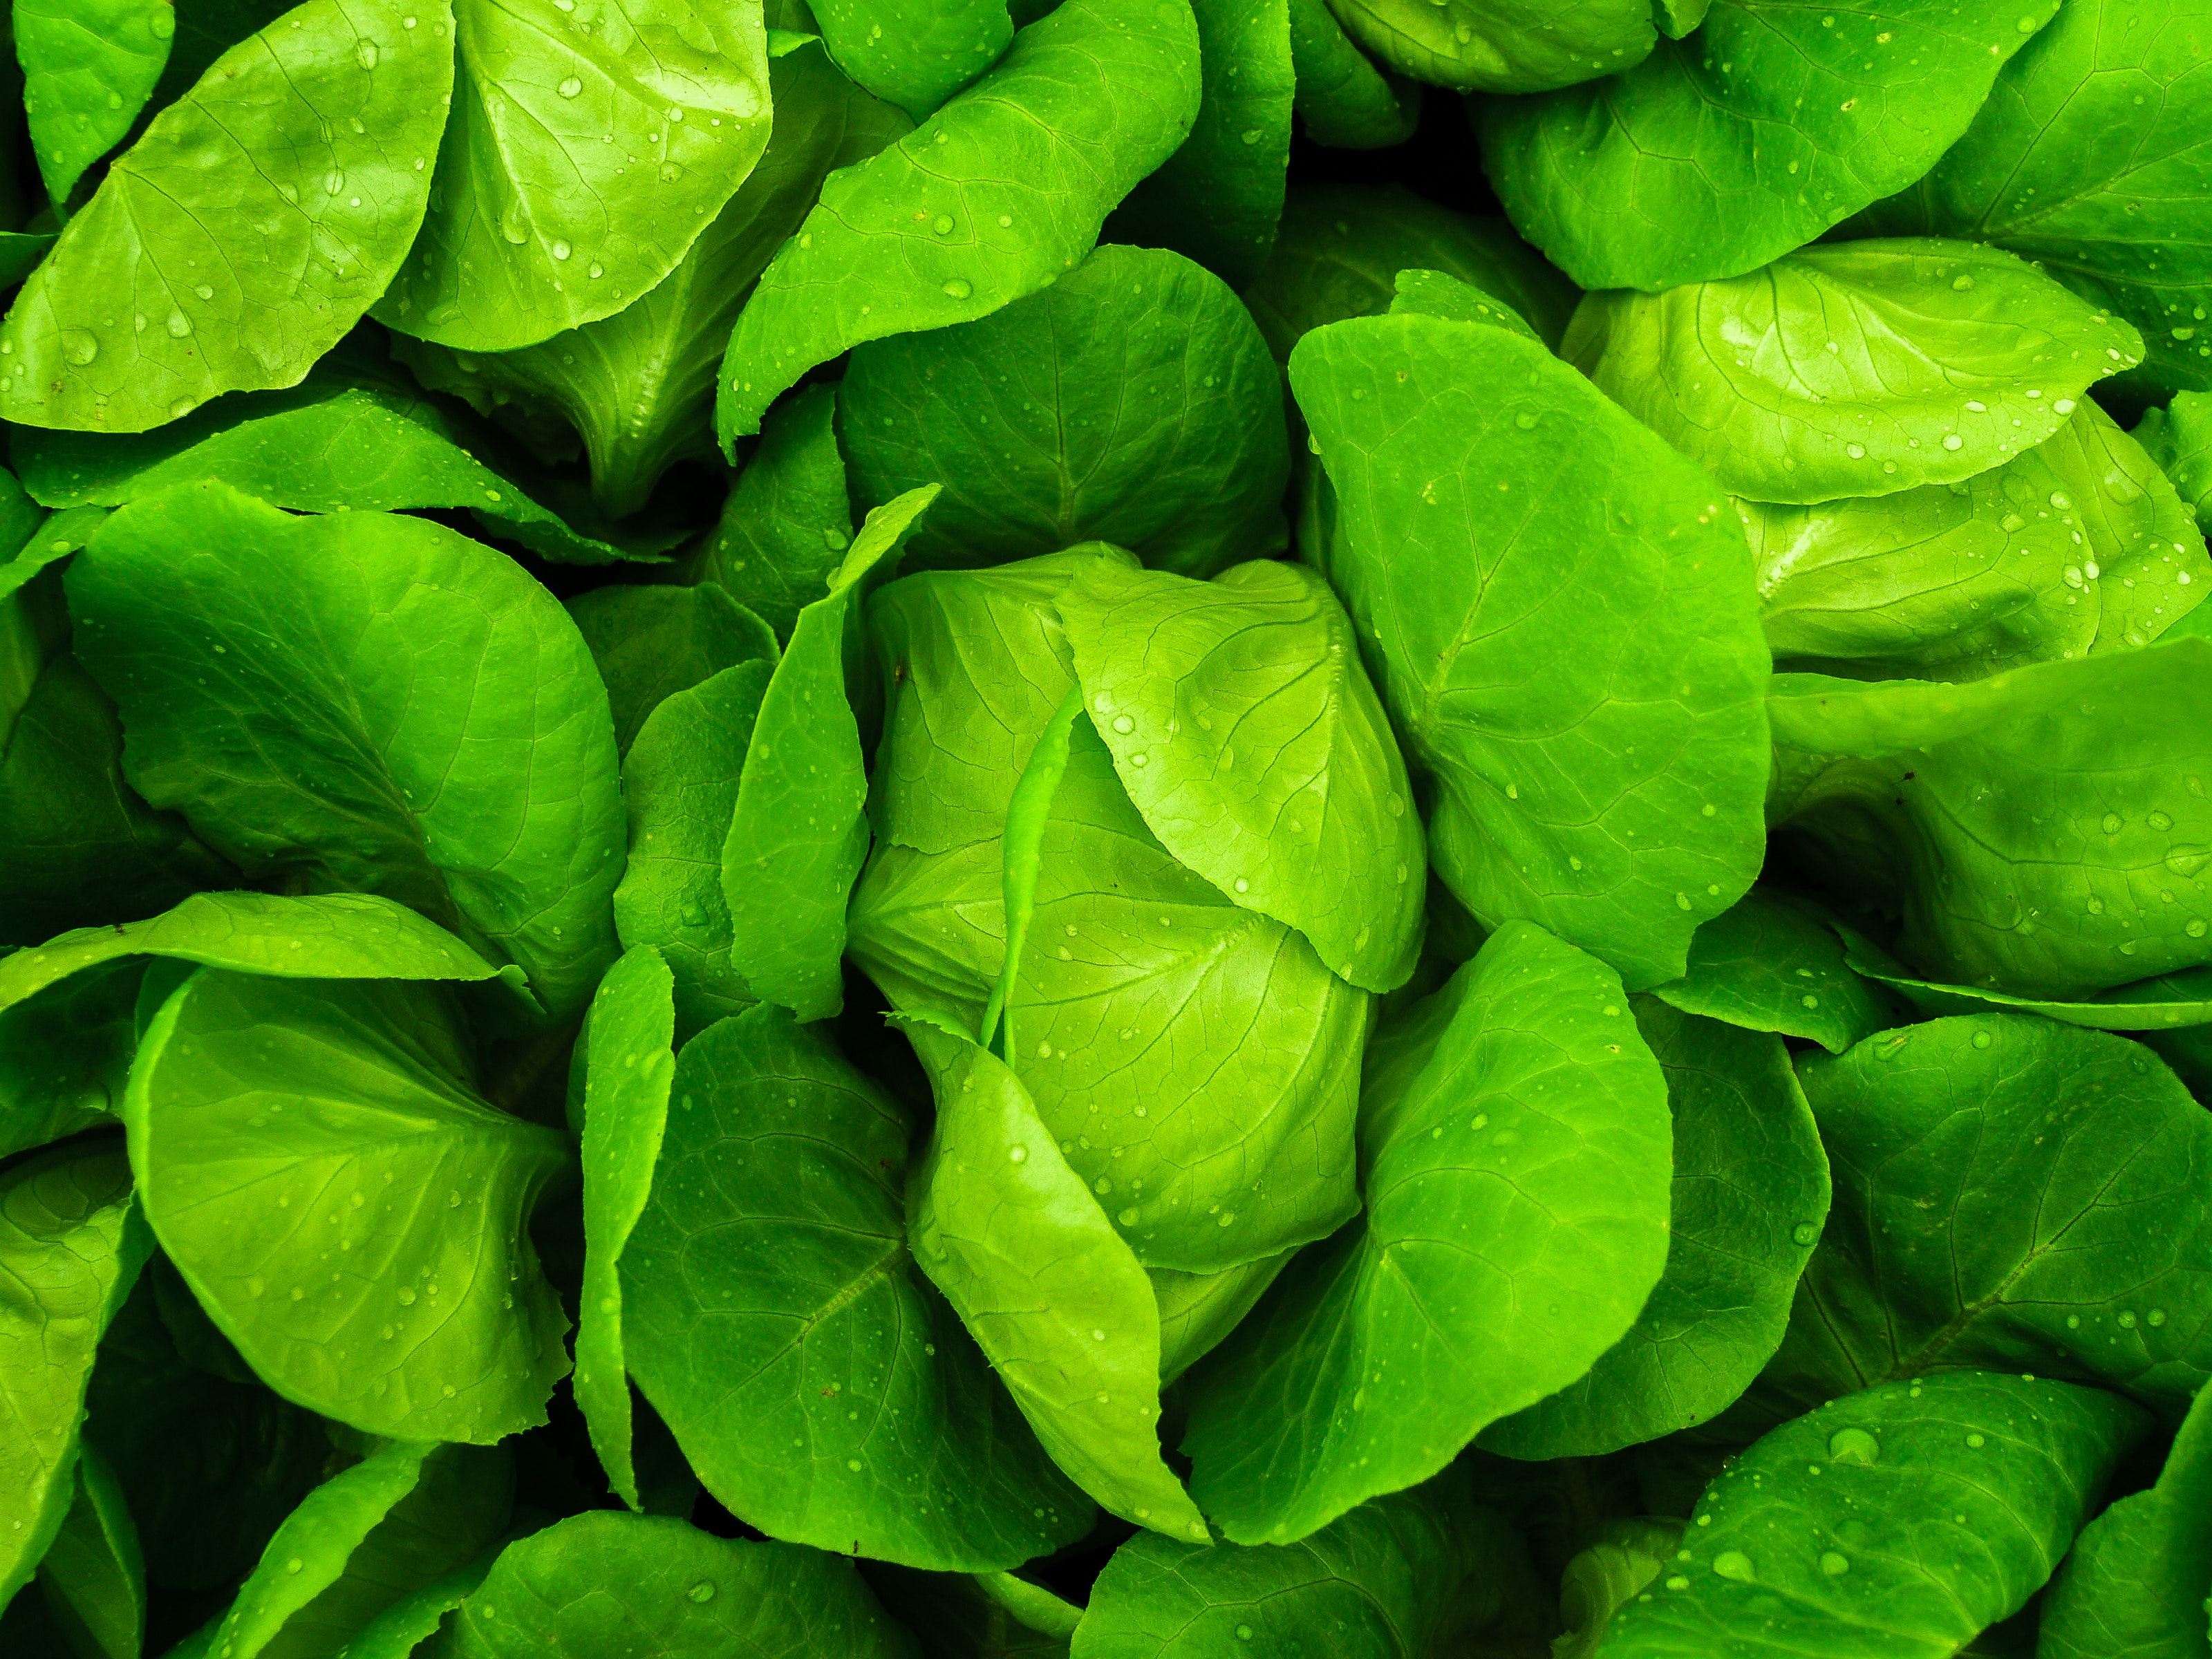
[1648,889,1899,1053]
[686,383,855,644]
[841,244,1288,579]
[1481,0,2057,290]
[34,1443,144,1659]
[126,971,574,1443]
[1600,1372,2144,1657]
[1181,921,1673,1543]
[1295,310,1770,992]
[1284,0,1417,150]
[622,1004,1093,1566]
[70,486,625,1019]
[566,583,775,756]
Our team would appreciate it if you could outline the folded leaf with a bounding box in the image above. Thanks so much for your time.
[13,388,643,567]
[841,245,1288,579]
[1283,0,1418,150]
[209,1440,512,1659]
[1295,310,1770,992]
[1569,241,2144,505]
[1648,888,1900,1053]
[1073,1471,1518,1658]
[1181,921,1673,1543]
[70,486,625,1019]
[612,662,773,1038]
[1600,1372,2144,1657]
[2037,1377,2212,1658]
[0,1143,150,1609]
[1769,644,2212,997]
[574,946,677,1513]
[1838,925,2212,1032]
[444,1510,921,1657]
[0,957,134,1161]
[2138,388,2212,530]
[715,0,1201,443]
[126,971,574,1443]
[686,383,856,644]
[0,0,452,431]
[1760,1015,2212,1417]
[905,1027,1209,1541]
[1388,268,1539,337]
[1479,1001,1829,1459]
[622,1004,1092,1567]
[33,1443,143,1659]
[375,0,771,353]
[725,487,938,1022]
[1481,0,2056,289]
[1057,556,1424,991]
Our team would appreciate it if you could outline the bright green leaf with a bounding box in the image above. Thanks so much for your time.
[1294,310,1770,992]
[34,1443,144,1659]
[1647,889,1899,1053]
[15,0,172,205]
[0,0,452,432]
[125,971,574,1443]
[1283,0,1417,150]
[812,0,1011,120]
[1324,0,1653,92]
[715,0,1201,444]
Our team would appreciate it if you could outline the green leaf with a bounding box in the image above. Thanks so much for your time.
[69,485,625,1020]
[1244,184,1577,362]
[1181,921,1673,1543]
[0,891,505,1018]
[1478,1001,1829,1459]
[979,684,1087,1062]
[1841,0,2212,404]
[567,584,776,757]
[1761,462,2092,673]
[1387,268,1539,338]
[1294,310,1770,993]
[1103,0,1293,289]
[445,1510,921,1658]
[0,957,131,1161]
[0,0,452,432]
[1768,644,2212,998]
[82,1280,330,1595]
[612,662,774,1038]
[1056,556,1424,991]
[35,1443,144,1659]
[12,389,645,568]
[2037,1377,2212,1659]
[373,0,770,353]
[852,718,1369,1274]
[1570,240,2144,505]
[862,1566,1074,1659]
[389,39,908,517]
[1283,0,1417,150]
[902,1024,1208,1541]
[1071,1471,1506,1658]
[1550,1518,1684,1659]
[1324,0,1652,91]
[1837,924,2212,1033]
[15,0,172,205]
[812,0,1011,120]
[686,383,855,644]
[726,487,937,1022]
[622,1004,1093,1566]
[125,970,574,1442]
[2034,400,2212,648]
[841,245,1287,579]
[1481,0,2059,290]
[715,0,1201,443]
[1601,1371,2145,1657]
[211,1440,512,1659]
[574,946,676,1514]
[2138,389,2212,531]
[1647,888,1900,1053]
[1760,1015,2212,1418]
[1151,1254,1294,1386]
[0,1142,151,1609]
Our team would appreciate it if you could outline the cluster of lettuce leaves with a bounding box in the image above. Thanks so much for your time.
[6,0,2212,1653]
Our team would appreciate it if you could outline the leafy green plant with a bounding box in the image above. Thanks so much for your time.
[6,0,2212,1652]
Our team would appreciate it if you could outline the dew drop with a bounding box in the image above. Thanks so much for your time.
[558,75,583,96]
[1826,1427,1880,1465]
[1792,1222,1819,1246]
[1819,1551,1850,1577]
[942,278,973,300]
[1712,1551,1754,1582]
[688,1581,718,1603]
